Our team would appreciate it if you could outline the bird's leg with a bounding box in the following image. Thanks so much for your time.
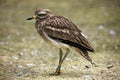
[49,49,63,76]
[60,48,70,64]
[50,48,70,76]
[56,48,69,75]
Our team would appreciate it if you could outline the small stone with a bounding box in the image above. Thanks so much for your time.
[16,31,22,36]
[85,65,90,69]
[100,70,103,73]
[82,75,93,80]
[26,63,35,67]
[107,64,113,69]
[0,42,5,45]
[16,71,23,76]
[66,58,71,61]
[18,52,24,56]
[13,56,18,60]
[23,73,30,77]
[71,65,79,70]
[98,25,104,30]
[18,64,23,69]
[109,30,116,35]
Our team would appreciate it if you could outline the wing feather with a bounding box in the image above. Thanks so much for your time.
[44,16,94,52]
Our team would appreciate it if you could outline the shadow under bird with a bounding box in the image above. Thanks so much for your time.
[27,9,97,76]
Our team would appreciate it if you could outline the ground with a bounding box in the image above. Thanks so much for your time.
[0,0,120,80]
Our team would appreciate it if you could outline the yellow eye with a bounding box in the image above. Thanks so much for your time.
[38,14,46,17]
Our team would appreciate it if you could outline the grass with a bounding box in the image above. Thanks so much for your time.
[0,0,120,80]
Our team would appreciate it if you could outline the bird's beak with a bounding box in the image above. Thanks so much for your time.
[26,15,36,20]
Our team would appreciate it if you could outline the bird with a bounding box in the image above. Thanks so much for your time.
[27,9,96,76]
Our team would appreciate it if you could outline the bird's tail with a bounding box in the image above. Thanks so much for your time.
[75,49,97,67]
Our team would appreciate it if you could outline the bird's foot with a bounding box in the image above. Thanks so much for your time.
[49,70,61,76]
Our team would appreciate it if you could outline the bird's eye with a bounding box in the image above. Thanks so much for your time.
[38,14,46,17]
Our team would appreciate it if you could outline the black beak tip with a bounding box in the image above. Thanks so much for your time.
[26,17,33,20]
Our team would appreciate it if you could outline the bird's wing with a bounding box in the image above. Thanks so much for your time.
[44,16,94,52]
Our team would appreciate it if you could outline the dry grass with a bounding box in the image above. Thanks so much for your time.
[0,0,120,80]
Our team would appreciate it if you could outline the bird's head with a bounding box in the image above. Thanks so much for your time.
[27,9,52,21]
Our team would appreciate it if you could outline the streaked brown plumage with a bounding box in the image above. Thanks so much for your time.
[27,9,96,76]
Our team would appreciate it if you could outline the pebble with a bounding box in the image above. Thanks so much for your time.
[18,64,23,69]
[98,25,104,30]
[26,63,35,67]
[107,64,113,69]
[71,65,79,70]
[85,65,90,69]
[0,42,5,45]
[18,52,24,56]
[109,30,116,35]
[16,71,23,76]
[82,75,94,80]
[66,58,71,61]
[13,56,18,60]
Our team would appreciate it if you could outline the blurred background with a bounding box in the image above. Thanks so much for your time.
[0,0,120,80]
